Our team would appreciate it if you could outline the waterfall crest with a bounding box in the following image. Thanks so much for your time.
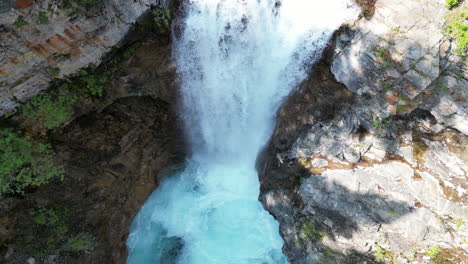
[127,1,358,263]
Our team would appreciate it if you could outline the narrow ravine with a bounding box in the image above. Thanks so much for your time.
[126,1,357,263]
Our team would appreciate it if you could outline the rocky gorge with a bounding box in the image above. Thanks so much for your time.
[0,0,467,264]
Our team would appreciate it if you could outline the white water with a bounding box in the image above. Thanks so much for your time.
[127,1,358,263]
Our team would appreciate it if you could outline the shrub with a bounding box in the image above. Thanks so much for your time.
[152,4,171,31]
[0,129,64,194]
[446,0,462,9]
[22,94,77,129]
[77,69,105,97]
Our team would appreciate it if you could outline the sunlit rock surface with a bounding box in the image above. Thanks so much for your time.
[260,0,467,263]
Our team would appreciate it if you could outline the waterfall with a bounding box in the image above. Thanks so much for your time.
[127,1,358,263]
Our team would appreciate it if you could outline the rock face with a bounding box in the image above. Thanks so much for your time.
[260,0,467,263]
[0,39,185,263]
[331,0,467,134]
[0,0,173,115]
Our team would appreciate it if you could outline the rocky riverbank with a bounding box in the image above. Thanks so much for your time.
[259,0,467,263]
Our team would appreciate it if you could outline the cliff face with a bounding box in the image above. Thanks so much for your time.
[0,0,175,115]
[0,30,185,263]
[259,0,467,263]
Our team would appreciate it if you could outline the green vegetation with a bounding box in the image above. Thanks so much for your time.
[446,0,462,9]
[38,11,49,24]
[14,16,29,28]
[28,205,94,258]
[380,80,393,93]
[373,243,393,263]
[371,114,390,128]
[301,221,325,242]
[427,245,441,259]
[396,104,409,112]
[0,129,64,194]
[399,94,411,102]
[22,94,77,129]
[456,219,465,228]
[445,7,468,57]
[371,45,397,70]
[152,4,171,31]
[76,69,106,97]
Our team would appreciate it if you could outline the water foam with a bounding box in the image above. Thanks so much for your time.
[127,1,358,263]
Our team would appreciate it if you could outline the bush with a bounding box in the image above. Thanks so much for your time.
[77,69,105,97]
[446,0,461,9]
[22,94,77,129]
[0,129,64,194]
[152,4,171,31]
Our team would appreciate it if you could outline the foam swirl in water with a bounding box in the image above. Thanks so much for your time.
[127,1,358,263]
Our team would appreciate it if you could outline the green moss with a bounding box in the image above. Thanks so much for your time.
[22,94,77,129]
[456,219,464,228]
[0,129,64,194]
[14,16,29,28]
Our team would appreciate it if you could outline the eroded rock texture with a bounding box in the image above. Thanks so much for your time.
[260,0,467,263]
[0,39,185,263]
[0,0,175,115]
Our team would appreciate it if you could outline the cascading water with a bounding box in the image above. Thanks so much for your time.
[127,1,358,263]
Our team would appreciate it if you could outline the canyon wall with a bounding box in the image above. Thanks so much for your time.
[260,0,467,263]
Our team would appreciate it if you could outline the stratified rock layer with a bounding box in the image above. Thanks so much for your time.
[0,0,171,115]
